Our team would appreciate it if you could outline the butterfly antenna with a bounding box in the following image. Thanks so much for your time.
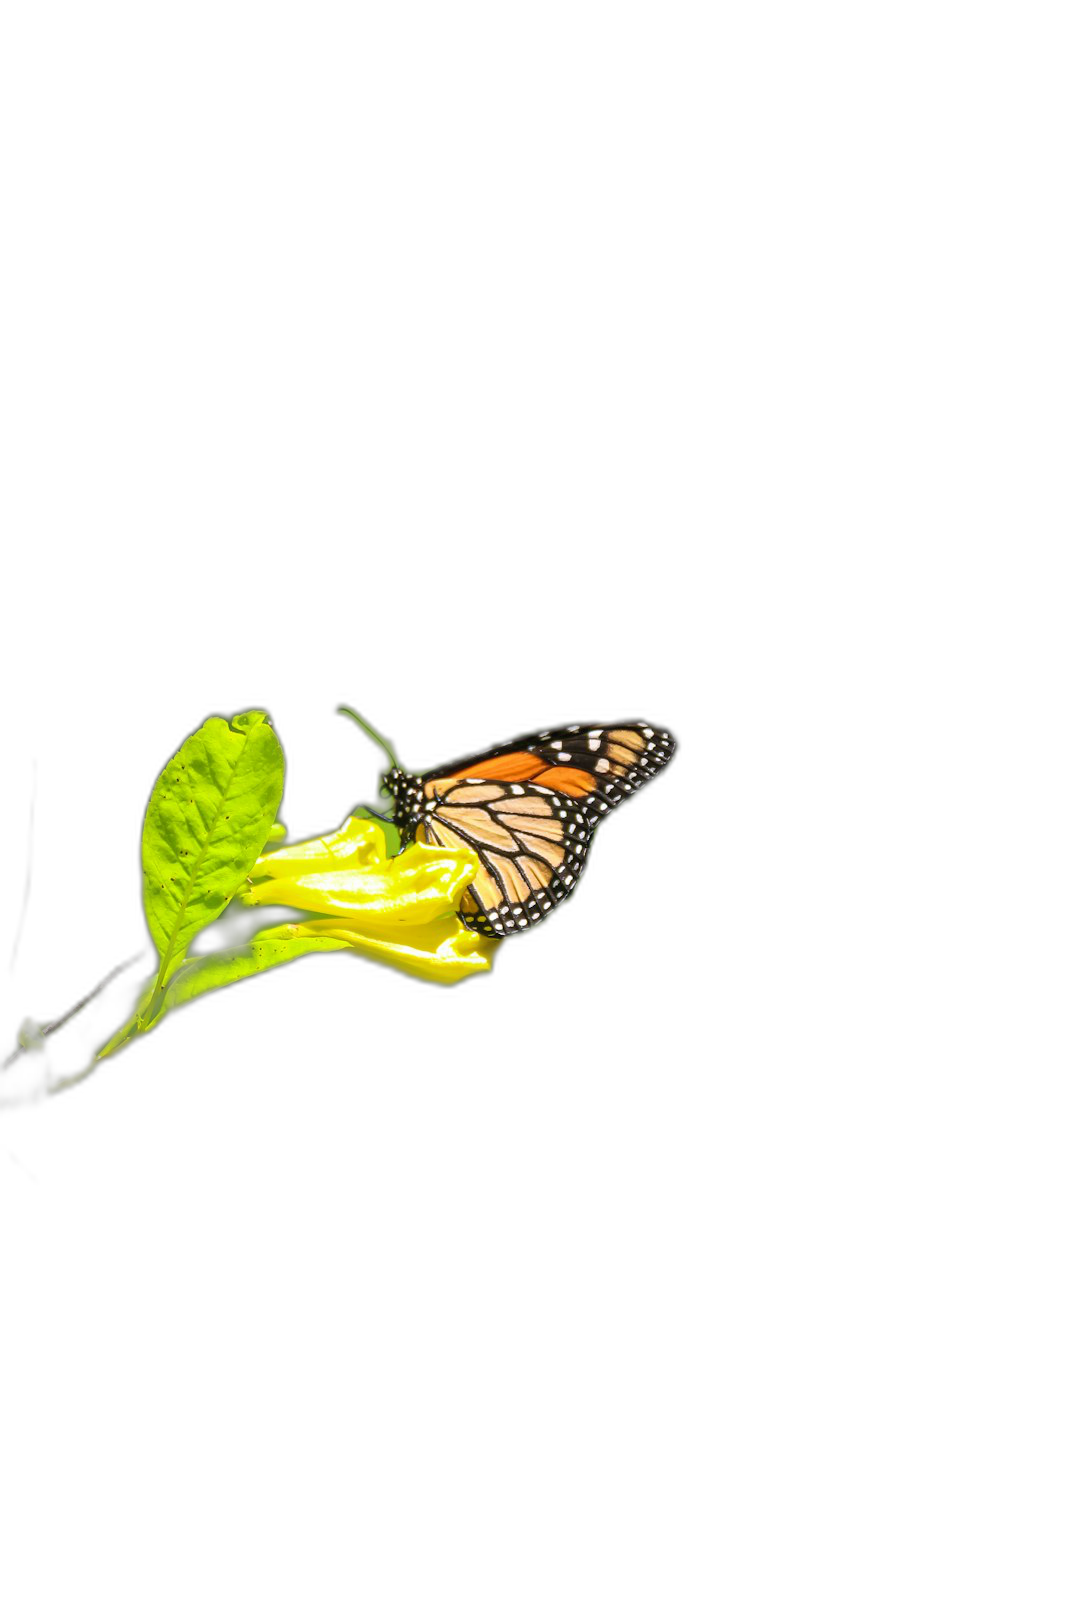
[336,705,402,771]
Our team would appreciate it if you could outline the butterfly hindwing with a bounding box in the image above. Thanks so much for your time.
[415,779,597,936]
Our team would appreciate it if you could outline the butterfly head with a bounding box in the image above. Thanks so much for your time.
[380,766,425,834]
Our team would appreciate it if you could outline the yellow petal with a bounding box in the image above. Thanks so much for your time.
[243,815,482,931]
[249,815,390,877]
[287,914,497,983]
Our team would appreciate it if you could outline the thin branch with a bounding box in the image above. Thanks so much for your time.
[1,953,145,1072]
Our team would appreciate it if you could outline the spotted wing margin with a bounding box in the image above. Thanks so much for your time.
[532,721,676,815]
[414,778,597,938]
[426,720,676,815]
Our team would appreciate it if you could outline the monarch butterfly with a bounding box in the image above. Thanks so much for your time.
[340,708,676,938]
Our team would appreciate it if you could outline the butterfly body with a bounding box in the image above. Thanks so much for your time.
[382,721,675,938]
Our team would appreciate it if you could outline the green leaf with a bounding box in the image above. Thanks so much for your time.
[151,927,352,1022]
[98,924,359,1061]
[142,710,284,995]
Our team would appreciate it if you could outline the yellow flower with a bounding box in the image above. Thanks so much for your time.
[241,815,497,984]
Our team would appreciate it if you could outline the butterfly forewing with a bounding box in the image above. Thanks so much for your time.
[387,720,675,937]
